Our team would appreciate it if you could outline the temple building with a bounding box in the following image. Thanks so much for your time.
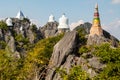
[89,3,103,36]
[58,14,70,33]
[6,18,13,26]
[48,14,55,22]
[16,10,25,20]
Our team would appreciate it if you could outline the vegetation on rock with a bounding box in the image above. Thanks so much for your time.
[0,34,63,80]
[0,21,8,30]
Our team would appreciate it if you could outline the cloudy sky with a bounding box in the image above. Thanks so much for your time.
[0,0,120,39]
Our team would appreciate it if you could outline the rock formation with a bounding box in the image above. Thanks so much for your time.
[0,18,43,57]
[41,21,58,38]
[45,31,106,80]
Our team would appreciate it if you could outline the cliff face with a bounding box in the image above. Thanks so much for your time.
[45,31,107,80]
[74,22,119,47]
[40,22,58,38]
[45,22,119,80]
[45,31,79,80]
[0,18,43,57]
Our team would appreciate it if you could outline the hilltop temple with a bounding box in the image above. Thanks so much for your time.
[89,3,103,36]
[58,14,70,33]
[48,14,55,22]
[87,3,106,45]
[16,10,25,20]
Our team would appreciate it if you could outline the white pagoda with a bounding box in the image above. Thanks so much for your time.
[6,18,13,26]
[58,14,69,33]
[48,14,55,22]
[16,10,25,20]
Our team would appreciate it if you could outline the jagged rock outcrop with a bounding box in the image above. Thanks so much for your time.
[0,18,43,57]
[87,30,119,47]
[12,18,43,43]
[74,22,119,47]
[74,22,92,34]
[45,31,106,80]
[45,31,79,80]
[6,36,16,53]
[41,22,58,38]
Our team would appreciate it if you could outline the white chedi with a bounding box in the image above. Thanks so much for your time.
[58,14,69,29]
[6,18,13,26]
[48,14,55,22]
[20,26,23,31]
[16,10,25,20]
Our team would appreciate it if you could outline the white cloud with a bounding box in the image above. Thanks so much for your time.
[70,20,84,31]
[112,0,120,4]
[103,20,120,40]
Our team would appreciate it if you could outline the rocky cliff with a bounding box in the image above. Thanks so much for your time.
[45,31,107,80]
[74,22,119,47]
[0,18,43,57]
[40,21,58,38]
[45,22,119,80]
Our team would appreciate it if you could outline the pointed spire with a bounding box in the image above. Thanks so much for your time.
[93,3,101,26]
[16,10,25,20]
[89,3,103,36]
[95,3,98,9]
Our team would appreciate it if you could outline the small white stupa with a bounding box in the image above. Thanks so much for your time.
[58,14,69,33]
[48,14,55,22]
[6,18,13,26]
[20,26,23,31]
[16,10,25,20]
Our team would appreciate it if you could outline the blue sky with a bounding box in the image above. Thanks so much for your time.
[0,0,119,25]
[0,0,120,39]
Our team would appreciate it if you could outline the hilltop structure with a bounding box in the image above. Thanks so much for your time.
[6,18,13,26]
[48,14,55,22]
[89,3,103,36]
[16,10,25,20]
[87,3,119,46]
[58,14,69,33]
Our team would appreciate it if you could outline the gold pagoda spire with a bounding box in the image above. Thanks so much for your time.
[89,3,103,36]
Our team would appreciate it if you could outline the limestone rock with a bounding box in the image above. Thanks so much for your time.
[45,31,79,80]
[87,30,119,47]
[6,36,16,53]
[41,22,58,38]
[45,30,107,80]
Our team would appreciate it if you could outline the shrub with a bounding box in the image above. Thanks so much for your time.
[57,66,89,80]
[0,21,8,30]
[0,41,7,49]
[79,46,90,54]
[93,43,120,79]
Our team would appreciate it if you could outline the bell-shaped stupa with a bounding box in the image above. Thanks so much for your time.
[89,3,103,36]
[6,18,13,26]
[16,10,25,20]
[58,14,69,33]
[48,14,55,22]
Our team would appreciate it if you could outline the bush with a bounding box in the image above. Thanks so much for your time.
[93,43,120,79]
[77,28,87,45]
[0,41,7,49]
[0,21,8,30]
[57,66,89,80]
[93,43,120,63]
[79,46,90,54]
